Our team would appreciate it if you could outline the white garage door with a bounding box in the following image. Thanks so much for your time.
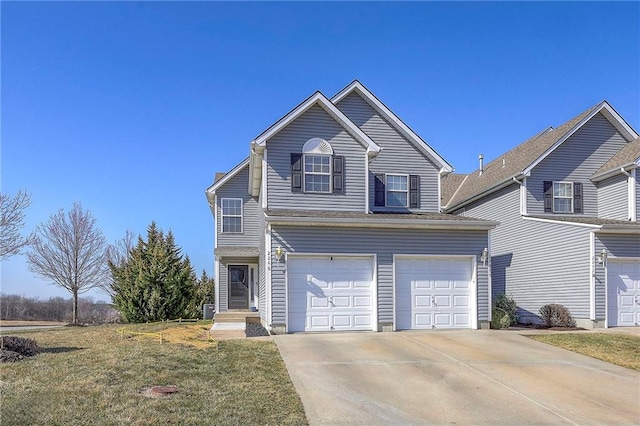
[395,257,474,330]
[607,260,640,327]
[287,256,374,332]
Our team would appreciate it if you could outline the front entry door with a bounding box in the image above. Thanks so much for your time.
[228,265,249,309]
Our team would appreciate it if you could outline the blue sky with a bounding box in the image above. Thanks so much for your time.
[1,2,639,301]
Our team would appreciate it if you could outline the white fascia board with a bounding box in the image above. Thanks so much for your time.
[332,81,453,172]
[265,215,498,230]
[252,91,380,155]
[590,163,637,182]
[522,215,602,229]
[524,102,639,176]
[207,158,250,194]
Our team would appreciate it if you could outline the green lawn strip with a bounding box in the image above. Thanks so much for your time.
[528,333,640,371]
[0,324,307,425]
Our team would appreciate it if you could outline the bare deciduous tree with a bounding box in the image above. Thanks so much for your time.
[102,229,136,298]
[27,203,108,324]
[1,190,34,260]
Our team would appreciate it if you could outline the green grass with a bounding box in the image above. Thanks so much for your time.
[529,332,640,371]
[0,324,307,425]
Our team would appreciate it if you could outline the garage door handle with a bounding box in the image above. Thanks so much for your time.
[329,297,335,307]
[636,297,640,306]
[432,296,437,307]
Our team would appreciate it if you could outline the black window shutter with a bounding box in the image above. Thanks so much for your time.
[543,181,553,213]
[374,174,386,206]
[409,175,420,208]
[291,153,302,193]
[573,182,583,213]
[332,156,344,194]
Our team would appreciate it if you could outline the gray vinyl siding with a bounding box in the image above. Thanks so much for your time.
[218,261,228,312]
[597,174,629,220]
[595,234,640,319]
[269,226,489,328]
[336,92,440,213]
[527,113,629,216]
[258,206,267,321]
[462,183,593,322]
[216,166,260,246]
[266,105,367,212]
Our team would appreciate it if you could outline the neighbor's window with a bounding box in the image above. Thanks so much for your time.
[553,182,573,213]
[386,174,408,207]
[221,198,242,233]
[304,155,331,193]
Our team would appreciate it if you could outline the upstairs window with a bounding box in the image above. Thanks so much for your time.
[304,155,331,192]
[386,174,408,207]
[544,181,583,214]
[375,174,420,208]
[553,182,573,213]
[221,198,242,233]
[291,138,344,194]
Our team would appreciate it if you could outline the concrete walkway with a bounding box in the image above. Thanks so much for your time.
[275,330,640,425]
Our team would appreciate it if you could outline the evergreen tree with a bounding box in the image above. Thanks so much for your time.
[110,222,197,322]
[185,270,215,318]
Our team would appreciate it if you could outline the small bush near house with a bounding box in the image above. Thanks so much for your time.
[0,336,39,363]
[539,304,576,327]
[491,294,518,329]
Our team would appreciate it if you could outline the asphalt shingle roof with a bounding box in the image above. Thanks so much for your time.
[593,137,640,179]
[444,102,603,209]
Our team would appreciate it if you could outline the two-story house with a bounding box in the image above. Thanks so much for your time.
[206,81,497,334]
[442,102,640,328]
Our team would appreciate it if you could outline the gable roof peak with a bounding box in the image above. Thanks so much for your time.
[331,80,453,173]
[444,100,638,211]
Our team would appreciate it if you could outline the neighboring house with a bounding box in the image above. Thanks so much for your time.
[206,81,497,333]
[442,102,640,328]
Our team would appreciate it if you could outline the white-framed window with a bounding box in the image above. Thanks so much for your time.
[221,198,243,233]
[553,181,573,213]
[386,174,408,207]
[304,154,331,193]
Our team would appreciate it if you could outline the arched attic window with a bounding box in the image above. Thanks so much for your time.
[291,138,344,194]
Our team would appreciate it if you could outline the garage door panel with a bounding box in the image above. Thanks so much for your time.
[415,295,431,307]
[453,295,469,307]
[332,315,352,328]
[434,280,452,289]
[353,296,372,308]
[309,315,330,328]
[288,256,374,332]
[434,314,452,327]
[310,297,329,309]
[454,314,470,326]
[415,314,431,327]
[396,258,473,330]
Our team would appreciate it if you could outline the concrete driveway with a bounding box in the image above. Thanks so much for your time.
[274,330,640,425]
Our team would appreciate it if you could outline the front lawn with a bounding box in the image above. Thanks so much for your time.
[0,323,307,425]
[528,332,640,371]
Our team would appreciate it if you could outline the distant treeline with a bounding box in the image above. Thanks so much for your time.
[0,294,119,324]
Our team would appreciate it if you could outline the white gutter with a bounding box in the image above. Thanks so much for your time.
[265,215,498,230]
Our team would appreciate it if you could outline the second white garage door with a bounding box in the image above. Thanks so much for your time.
[395,257,474,330]
[287,256,374,333]
[607,259,640,327]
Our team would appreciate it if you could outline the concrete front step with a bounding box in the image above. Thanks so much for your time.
[214,311,260,323]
